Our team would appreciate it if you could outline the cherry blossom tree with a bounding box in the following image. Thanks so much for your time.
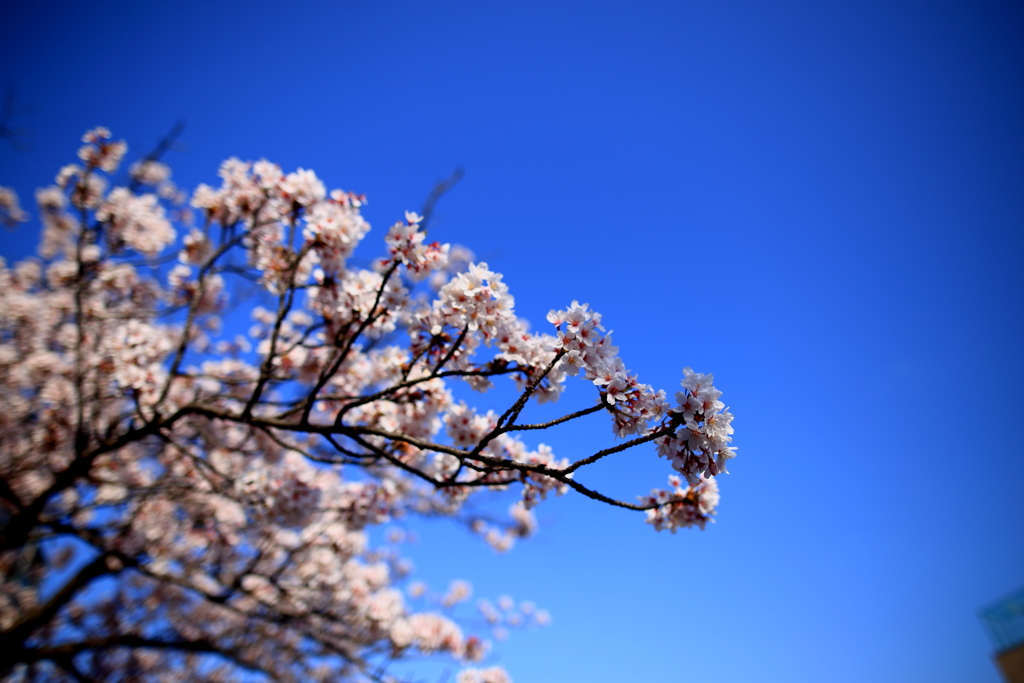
[0,127,735,683]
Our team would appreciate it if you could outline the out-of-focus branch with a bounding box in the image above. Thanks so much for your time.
[0,84,32,151]
[419,167,464,234]
[126,119,186,193]
[0,552,125,665]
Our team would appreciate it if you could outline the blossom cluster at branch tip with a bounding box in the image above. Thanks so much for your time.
[379,210,450,280]
[642,474,721,532]
[655,367,736,485]
[0,187,28,227]
[78,126,127,172]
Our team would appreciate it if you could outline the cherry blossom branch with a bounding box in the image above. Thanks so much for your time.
[158,231,248,411]
[494,349,566,431]
[1,551,125,653]
[125,119,186,194]
[164,404,673,512]
[242,244,314,420]
[290,364,522,419]
[0,409,177,552]
[7,635,267,679]
[0,131,735,683]
[431,324,470,377]
[319,262,402,423]
[561,424,676,475]
[418,167,464,234]
[501,402,607,432]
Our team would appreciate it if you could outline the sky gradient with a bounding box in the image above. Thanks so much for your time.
[2,1,1023,681]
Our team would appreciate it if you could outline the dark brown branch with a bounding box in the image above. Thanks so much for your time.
[431,325,470,377]
[494,349,565,431]
[504,402,607,432]
[561,425,674,475]
[1,552,123,652]
[7,634,264,680]
[126,120,186,194]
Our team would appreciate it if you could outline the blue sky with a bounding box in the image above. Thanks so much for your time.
[2,1,1022,681]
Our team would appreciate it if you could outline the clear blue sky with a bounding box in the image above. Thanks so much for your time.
[2,1,1022,681]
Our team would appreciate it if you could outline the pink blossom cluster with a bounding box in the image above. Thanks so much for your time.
[457,667,512,683]
[77,126,127,172]
[129,159,172,186]
[380,211,450,280]
[304,191,369,277]
[409,262,566,402]
[57,163,107,210]
[655,367,737,485]
[468,502,540,553]
[34,186,78,258]
[641,474,721,532]
[96,187,176,256]
[0,187,28,227]
[476,594,551,638]
[547,301,670,437]
[191,158,288,225]
[98,319,175,391]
